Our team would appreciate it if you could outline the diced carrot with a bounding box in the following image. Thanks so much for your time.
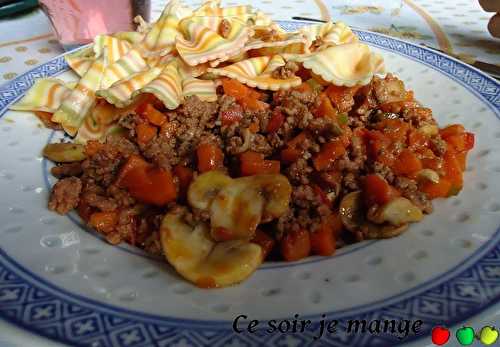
[313,139,346,171]
[240,151,280,176]
[240,97,269,111]
[220,107,243,126]
[89,211,118,234]
[455,151,467,171]
[120,166,177,206]
[314,93,338,119]
[310,221,336,256]
[251,230,275,260]
[281,229,311,261]
[439,124,465,139]
[142,104,167,126]
[136,123,157,145]
[134,93,160,115]
[84,140,104,157]
[443,151,463,189]
[420,178,452,199]
[115,154,150,186]
[408,129,428,150]
[325,85,359,113]
[376,119,409,143]
[197,143,224,173]
[364,130,391,159]
[444,132,475,153]
[363,174,400,206]
[221,78,250,100]
[393,149,423,176]
[266,109,285,133]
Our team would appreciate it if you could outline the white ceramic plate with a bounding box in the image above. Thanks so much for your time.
[0,22,499,347]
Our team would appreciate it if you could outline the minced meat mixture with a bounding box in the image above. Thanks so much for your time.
[47,73,474,261]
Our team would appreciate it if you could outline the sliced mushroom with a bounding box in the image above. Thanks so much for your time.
[368,197,423,225]
[339,191,414,239]
[42,143,86,162]
[160,211,262,288]
[187,171,232,210]
[210,174,292,240]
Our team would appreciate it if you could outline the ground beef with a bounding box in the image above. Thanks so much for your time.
[107,185,136,208]
[105,135,139,157]
[372,161,395,183]
[307,117,342,141]
[172,96,218,159]
[114,208,139,245]
[218,19,231,38]
[394,176,433,213]
[285,158,313,184]
[343,172,360,192]
[81,145,123,187]
[81,190,118,212]
[272,61,299,80]
[142,134,178,169]
[48,177,82,215]
[51,162,83,178]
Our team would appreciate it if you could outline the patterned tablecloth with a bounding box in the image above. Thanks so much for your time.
[0,0,499,346]
[0,0,499,86]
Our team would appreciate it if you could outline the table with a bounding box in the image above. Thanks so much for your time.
[0,0,499,346]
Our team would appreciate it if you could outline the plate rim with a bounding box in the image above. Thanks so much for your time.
[0,21,499,347]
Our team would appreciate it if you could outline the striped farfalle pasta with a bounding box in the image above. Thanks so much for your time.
[93,35,132,63]
[51,57,107,136]
[176,16,251,66]
[139,0,192,57]
[208,55,302,90]
[288,43,385,87]
[10,0,386,141]
[100,49,149,89]
[97,67,163,107]
[300,21,358,53]
[10,79,74,113]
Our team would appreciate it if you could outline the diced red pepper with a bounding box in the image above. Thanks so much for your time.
[393,149,423,176]
[310,220,336,256]
[136,123,157,145]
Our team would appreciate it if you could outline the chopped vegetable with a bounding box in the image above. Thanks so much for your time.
[393,149,423,176]
[197,143,224,173]
[281,229,311,261]
[43,143,86,162]
[313,139,346,171]
[266,109,285,133]
[89,211,118,234]
[363,174,400,206]
[141,104,167,126]
[220,107,243,126]
[136,123,157,145]
[240,151,280,176]
[310,221,336,256]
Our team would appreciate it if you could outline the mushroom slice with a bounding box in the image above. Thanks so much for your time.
[339,191,365,232]
[160,211,262,288]
[187,171,233,210]
[339,191,414,239]
[209,174,292,241]
[368,197,423,225]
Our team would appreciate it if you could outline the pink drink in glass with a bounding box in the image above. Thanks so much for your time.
[40,0,150,49]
